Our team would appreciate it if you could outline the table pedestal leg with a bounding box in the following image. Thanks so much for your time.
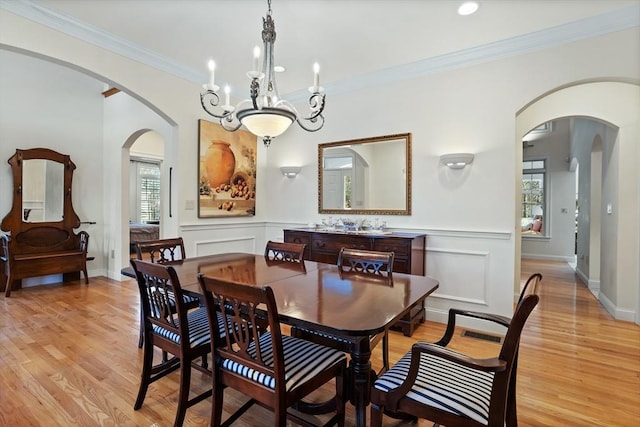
[350,348,372,427]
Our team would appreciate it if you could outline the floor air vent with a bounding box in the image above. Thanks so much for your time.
[461,329,504,344]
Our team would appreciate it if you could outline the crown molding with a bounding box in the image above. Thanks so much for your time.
[0,0,206,84]
[3,0,639,102]
[290,4,640,101]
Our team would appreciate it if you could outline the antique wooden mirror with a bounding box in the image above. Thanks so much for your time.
[1,148,88,296]
[1,148,80,231]
[318,133,412,215]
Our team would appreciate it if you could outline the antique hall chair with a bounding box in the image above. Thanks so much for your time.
[264,240,306,263]
[130,259,213,427]
[370,273,543,427]
[135,237,200,348]
[198,274,348,427]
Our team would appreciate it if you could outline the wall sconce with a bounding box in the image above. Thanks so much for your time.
[440,153,474,169]
[280,166,301,178]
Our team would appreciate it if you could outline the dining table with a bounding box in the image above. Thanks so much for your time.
[123,252,439,427]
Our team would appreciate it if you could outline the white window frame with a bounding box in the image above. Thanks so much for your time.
[522,158,548,238]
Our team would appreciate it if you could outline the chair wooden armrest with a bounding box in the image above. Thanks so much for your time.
[434,308,511,347]
[412,342,507,372]
[434,274,542,348]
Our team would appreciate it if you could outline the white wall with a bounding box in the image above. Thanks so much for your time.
[1,8,638,322]
[0,50,106,280]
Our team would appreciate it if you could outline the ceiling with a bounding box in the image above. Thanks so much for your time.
[8,0,640,99]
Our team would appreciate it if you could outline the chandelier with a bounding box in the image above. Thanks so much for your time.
[200,0,326,147]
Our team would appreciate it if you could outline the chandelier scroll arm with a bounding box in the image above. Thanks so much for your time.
[200,89,242,131]
[294,92,326,132]
[296,114,325,132]
[200,89,223,118]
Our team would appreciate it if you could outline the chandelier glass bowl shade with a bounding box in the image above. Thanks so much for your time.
[200,0,326,147]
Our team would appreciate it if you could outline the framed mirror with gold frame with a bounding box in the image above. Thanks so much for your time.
[318,133,411,215]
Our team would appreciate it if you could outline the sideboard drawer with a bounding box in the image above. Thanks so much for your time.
[312,234,370,254]
[372,238,411,257]
[283,230,311,259]
[284,230,311,245]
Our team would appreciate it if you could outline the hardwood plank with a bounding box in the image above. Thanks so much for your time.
[0,260,638,426]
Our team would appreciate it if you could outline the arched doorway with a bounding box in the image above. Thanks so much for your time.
[515,81,640,323]
[128,131,165,255]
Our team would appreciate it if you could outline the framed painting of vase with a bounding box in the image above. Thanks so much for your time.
[198,119,257,218]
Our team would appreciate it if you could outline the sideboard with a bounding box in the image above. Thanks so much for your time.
[283,228,427,336]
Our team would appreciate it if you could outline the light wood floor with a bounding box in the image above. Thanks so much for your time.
[1,259,638,426]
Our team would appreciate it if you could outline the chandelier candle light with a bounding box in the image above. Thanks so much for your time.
[200,0,326,147]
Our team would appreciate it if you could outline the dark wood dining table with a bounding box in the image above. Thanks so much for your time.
[123,253,439,427]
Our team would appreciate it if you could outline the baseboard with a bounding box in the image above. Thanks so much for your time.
[598,291,637,322]
[574,266,600,297]
[521,253,575,262]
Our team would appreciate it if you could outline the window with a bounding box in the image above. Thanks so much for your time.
[522,160,545,235]
[344,175,352,209]
[131,160,161,223]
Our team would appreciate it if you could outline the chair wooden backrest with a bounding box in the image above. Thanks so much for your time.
[519,272,542,304]
[135,237,186,264]
[199,276,280,378]
[337,247,394,276]
[130,259,190,345]
[264,240,306,263]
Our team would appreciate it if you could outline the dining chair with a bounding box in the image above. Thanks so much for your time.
[135,237,186,263]
[369,273,542,427]
[293,248,395,374]
[337,247,394,276]
[264,240,306,263]
[198,274,348,427]
[135,237,200,349]
[130,259,213,427]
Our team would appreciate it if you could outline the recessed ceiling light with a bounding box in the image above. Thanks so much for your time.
[274,65,285,72]
[458,1,479,16]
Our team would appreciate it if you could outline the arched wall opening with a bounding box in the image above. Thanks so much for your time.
[0,46,182,280]
[516,81,640,323]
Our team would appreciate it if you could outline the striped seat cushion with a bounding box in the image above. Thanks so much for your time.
[221,333,346,392]
[163,289,200,307]
[294,327,353,345]
[152,307,222,348]
[147,288,199,312]
[373,347,495,425]
[181,293,200,305]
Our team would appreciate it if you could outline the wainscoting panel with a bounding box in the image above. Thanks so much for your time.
[426,248,490,305]
[180,222,266,257]
[194,236,256,257]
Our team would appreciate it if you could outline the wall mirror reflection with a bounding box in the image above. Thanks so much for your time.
[318,133,411,215]
[22,159,64,222]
